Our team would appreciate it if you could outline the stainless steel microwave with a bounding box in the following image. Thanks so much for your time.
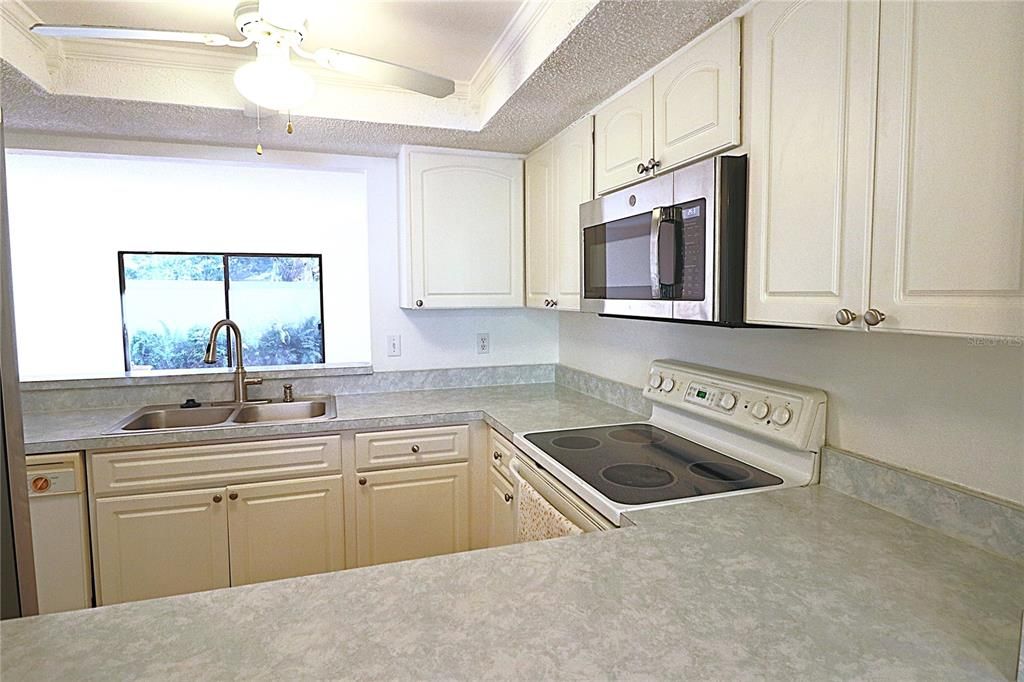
[579,155,747,325]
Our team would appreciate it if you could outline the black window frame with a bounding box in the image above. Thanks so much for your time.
[117,250,326,372]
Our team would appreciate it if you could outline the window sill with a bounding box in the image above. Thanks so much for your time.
[20,363,374,390]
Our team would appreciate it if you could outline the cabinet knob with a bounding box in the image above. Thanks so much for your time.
[552,299,558,307]
[358,477,367,486]
[212,494,222,503]
[228,492,239,501]
[864,308,886,327]
[504,493,513,503]
[415,300,423,308]
[636,162,648,176]
[411,444,420,453]
[835,308,858,326]
[493,451,502,461]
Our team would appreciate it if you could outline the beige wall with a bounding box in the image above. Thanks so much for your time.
[558,312,1024,506]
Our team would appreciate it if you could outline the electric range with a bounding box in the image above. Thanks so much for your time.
[513,360,827,526]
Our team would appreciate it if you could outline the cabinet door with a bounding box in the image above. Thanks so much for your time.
[525,142,556,309]
[354,462,469,567]
[745,0,879,329]
[553,116,594,311]
[594,79,654,195]
[227,475,344,587]
[487,467,515,548]
[94,487,229,605]
[403,150,524,308]
[653,18,741,172]
[869,0,1024,337]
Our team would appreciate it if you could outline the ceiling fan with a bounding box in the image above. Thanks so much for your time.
[30,1,457,112]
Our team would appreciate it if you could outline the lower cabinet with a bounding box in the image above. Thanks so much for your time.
[94,474,343,605]
[487,466,515,547]
[354,461,469,567]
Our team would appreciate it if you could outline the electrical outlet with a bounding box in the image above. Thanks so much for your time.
[386,335,402,357]
[476,333,490,354]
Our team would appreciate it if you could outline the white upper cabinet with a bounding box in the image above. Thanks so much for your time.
[595,19,742,196]
[400,148,524,309]
[525,116,594,311]
[745,0,878,329]
[653,18,741,172]
[869,0,1023,337]
[747,0,1023,338]
[594,80,654,195]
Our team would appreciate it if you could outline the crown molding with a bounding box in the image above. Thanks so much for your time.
[0,0,46,51]
[469,0,553,99]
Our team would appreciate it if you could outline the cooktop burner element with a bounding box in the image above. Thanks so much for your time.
[601,463,676,488]
[525,423,782,505]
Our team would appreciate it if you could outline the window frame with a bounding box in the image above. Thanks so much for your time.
[117,250,326,372]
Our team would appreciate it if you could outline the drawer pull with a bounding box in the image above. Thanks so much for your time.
[358,477,367,486]
[493,451,502,461]
[504,493,513,503]
[411,444,420,453]
[228,492,239,501]
[212,494,222,503]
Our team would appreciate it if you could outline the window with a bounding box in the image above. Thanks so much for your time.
[120,252,324,371]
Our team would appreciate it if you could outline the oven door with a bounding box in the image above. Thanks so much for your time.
[580,174,677,318]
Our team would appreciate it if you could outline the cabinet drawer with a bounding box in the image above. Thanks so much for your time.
[91,436,342,497]
[488,429,516,481]
[355,425,469,472]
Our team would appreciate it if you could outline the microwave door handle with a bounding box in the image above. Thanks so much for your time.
[650,207,664,298]
[651,207,683,298]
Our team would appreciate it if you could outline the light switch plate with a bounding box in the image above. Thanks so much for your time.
[386,335,402,357]
[476,333,490,354]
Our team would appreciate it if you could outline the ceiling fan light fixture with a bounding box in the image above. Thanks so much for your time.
[233,43,314,112]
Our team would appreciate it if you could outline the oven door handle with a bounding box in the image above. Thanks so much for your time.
[650,206,683,298]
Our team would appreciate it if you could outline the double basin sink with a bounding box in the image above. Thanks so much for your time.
[109,398,337,433]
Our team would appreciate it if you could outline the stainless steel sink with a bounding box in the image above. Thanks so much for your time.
[108,397,336,433]
[119,406,237,431]
[234,400,331,424]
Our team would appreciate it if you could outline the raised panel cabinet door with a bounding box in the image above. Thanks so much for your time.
[870,0,1024,337]
[745,0,879,329]
[525,142,556,309]
[653,18,741,172]
[227,475,344,587]
[405,150,525,308]
[487,467,515,548]
[553,116,594,311]
[94,487,229,605]
[594,79,654,195]
[354,462,469,567]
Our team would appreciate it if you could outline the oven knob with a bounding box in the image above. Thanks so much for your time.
[661,377,676,392]
[648,374,664,389]
[718,393,737,410]
[751,401,770,420]
[772,406,793,426]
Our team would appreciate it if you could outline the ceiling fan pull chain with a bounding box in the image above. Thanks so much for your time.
[286,112,294,135]
[255,105,263,156]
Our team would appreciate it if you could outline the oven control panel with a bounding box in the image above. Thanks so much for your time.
[644,360,827,452]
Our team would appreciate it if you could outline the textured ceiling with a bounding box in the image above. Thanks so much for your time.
[24,0,525,81]
[1,0,743,157]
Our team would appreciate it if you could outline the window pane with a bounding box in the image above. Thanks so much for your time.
[122,254,227,370]
[227,256,324,366]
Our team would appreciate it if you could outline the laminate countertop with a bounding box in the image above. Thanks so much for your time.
[7,384,1024,680]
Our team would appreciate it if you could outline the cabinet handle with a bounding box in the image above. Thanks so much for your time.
[228,492,238,501]
[493,451,502,461]
[358,477,367,486]
[504,493,513,503]
[835,309,857,326]
[415,300,423,308]
[411,444,420,453]
[863,309,886,327]
[212,494,222,503]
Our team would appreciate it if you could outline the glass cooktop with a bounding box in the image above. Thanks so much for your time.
[524,423,783,505]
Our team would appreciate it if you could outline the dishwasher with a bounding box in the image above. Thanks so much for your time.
[26,452,93,613]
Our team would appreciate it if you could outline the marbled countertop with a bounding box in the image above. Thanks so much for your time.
[21,383,645,453]
[10,383,1024,679]
[3,487,1022,680]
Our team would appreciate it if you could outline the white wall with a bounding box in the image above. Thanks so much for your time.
[559,312,1024,505]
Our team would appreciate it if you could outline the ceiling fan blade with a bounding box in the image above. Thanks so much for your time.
[313,48,455,99]
[30,24,235,47]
